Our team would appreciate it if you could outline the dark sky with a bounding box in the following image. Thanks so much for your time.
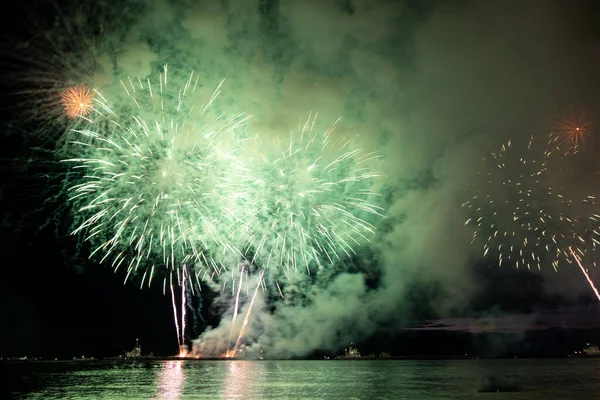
[1,0,600,359]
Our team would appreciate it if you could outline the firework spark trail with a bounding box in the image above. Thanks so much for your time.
[245,113,383,278]
[180,266,187,355]
[229,270,264,358]
[227,268,245,351]
[170,279,181,350]
[570,248,600,302]
[275,279,284,299]
[62,66,254,288]
[232,269,244,322]
[462,137,592,270]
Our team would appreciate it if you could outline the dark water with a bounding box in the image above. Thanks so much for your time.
[3,358,600,399]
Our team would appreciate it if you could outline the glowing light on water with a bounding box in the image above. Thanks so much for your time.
[156,361,185,400]
[222,361,258,398]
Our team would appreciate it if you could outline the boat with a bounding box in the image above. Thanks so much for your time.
[104,338,156,360]
[572,343,600,357]
[334,344,392,360]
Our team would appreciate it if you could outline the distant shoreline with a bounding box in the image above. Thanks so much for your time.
[2,355,599,362]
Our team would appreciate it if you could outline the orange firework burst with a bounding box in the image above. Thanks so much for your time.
[60,85,94,118]
[548,111,595,154]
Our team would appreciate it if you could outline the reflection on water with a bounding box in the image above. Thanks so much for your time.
[155,361,185,400]
[5,359,600,399]
[222,361,263,399]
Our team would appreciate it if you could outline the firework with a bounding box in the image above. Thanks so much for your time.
[548,111,595,155]
[60,85,95,118]
[170,264,191,356]
[463,137,592,270]
[62,66,253,289]
[243,113,383,278]
[228,270,264,358]
[1,3,116,149]
[570,248,600,302]
[227,267,246,352]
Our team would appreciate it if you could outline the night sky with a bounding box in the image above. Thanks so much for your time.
[2,0,600,360]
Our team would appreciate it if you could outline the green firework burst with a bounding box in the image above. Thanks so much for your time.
[62,66,254,289]
[245,113,384,278]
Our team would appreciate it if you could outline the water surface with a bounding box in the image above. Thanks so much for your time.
[4,358,600,399]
